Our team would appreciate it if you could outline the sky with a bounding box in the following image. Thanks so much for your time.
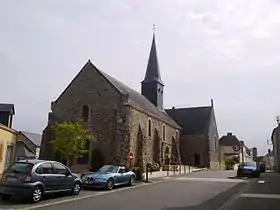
[1,0,280,155]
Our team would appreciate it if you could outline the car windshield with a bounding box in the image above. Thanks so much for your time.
[98,165,119,173]
[5,162,34,174]
[243,162,256,167]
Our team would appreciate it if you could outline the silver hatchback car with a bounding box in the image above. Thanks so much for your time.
[0,159,82,203]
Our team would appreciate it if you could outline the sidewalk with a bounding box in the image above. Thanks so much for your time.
[227,172,280,210]
[144,166,206,180]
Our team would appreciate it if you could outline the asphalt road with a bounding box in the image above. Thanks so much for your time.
[224,172,280,210]
[0,170,250,210]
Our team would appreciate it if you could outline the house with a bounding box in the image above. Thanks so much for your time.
[166,101,220,169]
[271,124,280,172]
[0,104,17,173]
[15,131,42,160]
[262,149,274,170]
[219,133,253,169]
[40,33,181,172]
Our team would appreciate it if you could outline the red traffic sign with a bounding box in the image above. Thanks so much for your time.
[233,144,241,152]
[128,152,133,161]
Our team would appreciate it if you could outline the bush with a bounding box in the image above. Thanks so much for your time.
[132,166,144,181]
[225,156,239,170]
[150,162,160,172]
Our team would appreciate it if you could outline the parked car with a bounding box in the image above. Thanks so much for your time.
[82,164,136,190]
[237,161,260,178]
[0,159,82,203]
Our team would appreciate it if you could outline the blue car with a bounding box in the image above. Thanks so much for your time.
[237,161,260,178]
[81,165,136,190]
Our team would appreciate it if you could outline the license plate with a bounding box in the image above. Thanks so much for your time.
[6,177,17,182]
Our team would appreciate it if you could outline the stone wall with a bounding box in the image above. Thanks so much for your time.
[207,107,220,169]
[40,62,130,169]
[128,107,180,167]
[180,134,209,168]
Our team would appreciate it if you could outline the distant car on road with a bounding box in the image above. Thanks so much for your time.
[82,164,136,190]
[0,160,82,203]
[237,161,260,178]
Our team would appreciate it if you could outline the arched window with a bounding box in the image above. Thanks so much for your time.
[162,124,166,141]
[82,105,89,122]
[148,119,152,137]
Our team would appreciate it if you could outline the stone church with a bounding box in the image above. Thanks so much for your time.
[40,32,219,171]
[40,33,181,172]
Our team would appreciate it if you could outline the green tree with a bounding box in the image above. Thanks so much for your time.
[51,120,97,166]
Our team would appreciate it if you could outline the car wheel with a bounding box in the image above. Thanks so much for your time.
[129,175,136,186]
[106,178,114,190]
[72,182,81,195]
[1,194,11,201]
[31,186,43,203]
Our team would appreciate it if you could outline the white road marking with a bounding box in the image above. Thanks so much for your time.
[175,177,247,183]
[240,193,280,199]
[218,177,255,210]
[257,180,265,184]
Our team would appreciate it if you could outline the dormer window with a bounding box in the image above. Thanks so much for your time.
[148,118,152,137]
[82,105,89,122]
[162,124,166,141]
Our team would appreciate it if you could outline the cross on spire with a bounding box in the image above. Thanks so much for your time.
[152,24,156,33]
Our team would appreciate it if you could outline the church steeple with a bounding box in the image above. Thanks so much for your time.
[142,28,163,85]
[141,25,164,110]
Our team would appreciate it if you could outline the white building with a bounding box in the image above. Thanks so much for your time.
[219,133,254,169]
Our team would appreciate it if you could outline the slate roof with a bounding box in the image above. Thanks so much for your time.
[16,142,36,158]
[21,131,42,147]
[165,106,212,135]
[219,134,241,146]
[99,68,180,128]
[0,103,15,115]
[141,33,163,85]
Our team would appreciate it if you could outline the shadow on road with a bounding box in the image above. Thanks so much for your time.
[0,191,77,206]
[162,182,247,210]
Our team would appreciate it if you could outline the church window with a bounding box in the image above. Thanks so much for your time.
[82,105,89,122]
[148,118,152,137]
[162,124,166,141]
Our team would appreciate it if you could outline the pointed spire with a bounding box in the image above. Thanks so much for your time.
[141,24,164,85]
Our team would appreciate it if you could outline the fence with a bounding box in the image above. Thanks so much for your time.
[143,164,204,182]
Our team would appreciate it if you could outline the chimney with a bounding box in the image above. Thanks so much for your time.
[227,132,232,136]
[240,141,244,145]
[211,99,214,107]
[172,106,175,110]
